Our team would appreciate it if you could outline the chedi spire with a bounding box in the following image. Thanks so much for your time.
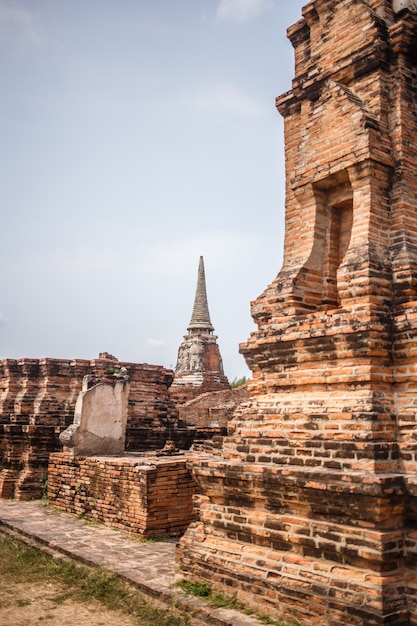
[188,256,214,333]
[171,256,229,402]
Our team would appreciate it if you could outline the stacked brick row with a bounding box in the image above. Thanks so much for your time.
[0,356,193,499]
[178,386,249,429]
[178,2,417,625]
[47,452,197,538]
[124,362,194,452]
[170,371,231,406]
[0,358,76,500]
[176,386,250,454]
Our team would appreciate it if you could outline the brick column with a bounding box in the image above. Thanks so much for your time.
[177,2,417,624]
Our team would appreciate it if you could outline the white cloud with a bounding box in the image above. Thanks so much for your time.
[216,0,274,23]
[0,313,7,324]
[0,1,43,45]
[186,83,264,118]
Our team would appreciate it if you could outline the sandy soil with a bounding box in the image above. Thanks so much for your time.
[0,581,138,626]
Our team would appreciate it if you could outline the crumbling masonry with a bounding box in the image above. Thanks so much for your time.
[171,256,230,405]
[0,354,193,499]
[177,1,417,624]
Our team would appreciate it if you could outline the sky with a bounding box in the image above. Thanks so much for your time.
[0,0,306,380]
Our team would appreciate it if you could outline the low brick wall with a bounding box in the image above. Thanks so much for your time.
[0,356,193,499]
[48,452,197,538]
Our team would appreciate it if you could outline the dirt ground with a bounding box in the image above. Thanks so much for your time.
[0,581,138,626]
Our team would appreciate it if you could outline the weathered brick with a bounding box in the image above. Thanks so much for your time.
[177,2,417,624]
[0,355,194,498]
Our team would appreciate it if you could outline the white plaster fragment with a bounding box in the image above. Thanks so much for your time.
[60,379,130,456]
[393,0,417,13]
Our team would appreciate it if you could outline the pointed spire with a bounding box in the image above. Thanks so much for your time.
[187,256,214,333]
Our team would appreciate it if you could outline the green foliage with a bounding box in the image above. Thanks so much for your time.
[177,579,211,597]
[107,367,120,375]
[230,375,248,388]
[75,481,89,495]
[40,477,48,500]
[127,533,164,544]
[176,579,298,625]
[210,592,246,611]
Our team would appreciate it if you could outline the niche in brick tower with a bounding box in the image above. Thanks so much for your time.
[314,171,353,307]
[177,1,417,625]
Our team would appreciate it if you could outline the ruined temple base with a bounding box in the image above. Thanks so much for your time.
[48,452,198,538]
[0,424,59,500]
[177,453,412,626]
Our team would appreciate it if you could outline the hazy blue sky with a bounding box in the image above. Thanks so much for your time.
[0,0,305,379]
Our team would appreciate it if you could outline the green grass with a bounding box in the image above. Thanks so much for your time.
[0,534,301,626]
[126,532,165,544]
[0,534,190,626]
[176,579,300,626]
[230,375,248,388]
[176,580,211,597]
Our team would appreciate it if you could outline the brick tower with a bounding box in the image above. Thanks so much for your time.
[177,2,417,624]
[171,257,229,404]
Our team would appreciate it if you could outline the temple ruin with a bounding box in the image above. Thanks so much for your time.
[0,256,238,505]
[7,0,417,620]
[170,256,230,405]
[0,354,193,499]
[0,256,240,538]
[45,361,199,537]
[47,451,197,538]
[177,1,417,624]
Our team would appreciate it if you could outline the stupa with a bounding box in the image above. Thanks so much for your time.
[171,257,229,404]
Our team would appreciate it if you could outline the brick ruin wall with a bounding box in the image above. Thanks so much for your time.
[178,386,250,454]
[178,386,249,429]
[48,452,197,538]
[177,2,417,625]
[0,357,195,499]
[169,371,231,406]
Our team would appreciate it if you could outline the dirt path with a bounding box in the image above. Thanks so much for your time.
[0,581,138,626]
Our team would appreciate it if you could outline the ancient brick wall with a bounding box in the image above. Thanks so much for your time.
[169,372,231,406]
[178,386,249,429]
[0,355,193,500]
[177,2,417,625]
[48,452,197,538]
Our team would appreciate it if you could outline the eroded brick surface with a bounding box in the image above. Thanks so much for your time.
[179,386,249,429]
[47,452,197,538]
[178,2,417,624]
[0,356,193,499]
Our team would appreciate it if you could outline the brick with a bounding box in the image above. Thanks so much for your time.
[178,2,417,625]
[0,355,194,498]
